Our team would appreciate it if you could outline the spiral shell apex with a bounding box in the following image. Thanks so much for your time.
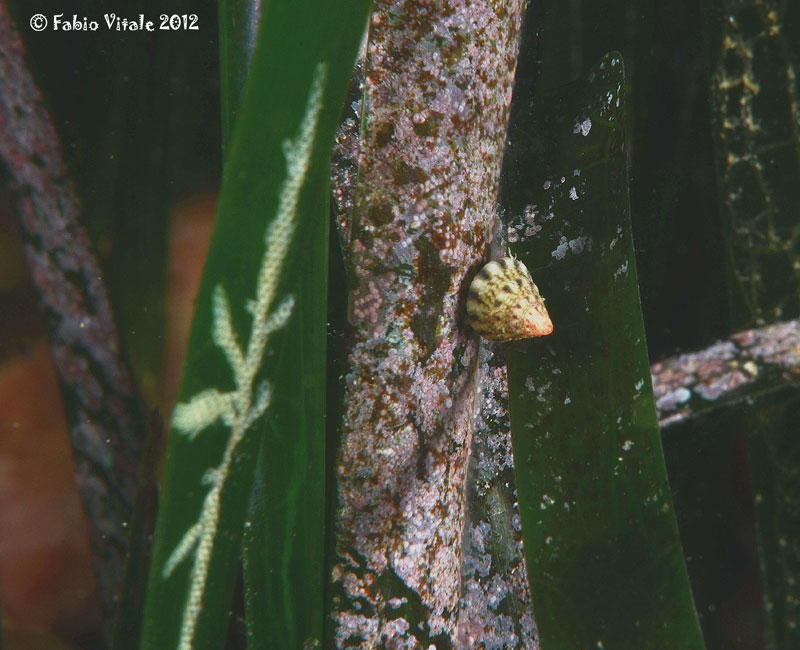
[466,257,554,341]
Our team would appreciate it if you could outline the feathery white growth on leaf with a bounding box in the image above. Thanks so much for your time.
[212,285,244,373]
[171,389,234,439]
[163,523,203,578]
[165,62,328,650]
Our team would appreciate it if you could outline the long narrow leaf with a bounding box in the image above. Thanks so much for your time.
[138,2,371,648]
[500,53,705,649]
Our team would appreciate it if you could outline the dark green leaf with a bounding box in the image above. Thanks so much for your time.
[747,387,800,650]
[241,180,330,649]
[138,1,372,648]
[500,53,705,650]
[662,398,765,650]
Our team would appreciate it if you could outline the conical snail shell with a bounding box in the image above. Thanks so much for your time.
[466,257,553,341]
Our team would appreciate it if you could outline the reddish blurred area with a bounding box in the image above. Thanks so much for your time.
[0,192,215,649]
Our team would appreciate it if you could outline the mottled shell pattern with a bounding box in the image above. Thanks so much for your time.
[466,257,553,341]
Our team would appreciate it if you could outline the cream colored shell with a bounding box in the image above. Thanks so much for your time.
[466,257,553,341]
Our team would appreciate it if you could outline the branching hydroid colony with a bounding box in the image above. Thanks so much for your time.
[163,62,328,650]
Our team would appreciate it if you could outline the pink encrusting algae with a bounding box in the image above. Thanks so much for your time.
[330,0,527,646]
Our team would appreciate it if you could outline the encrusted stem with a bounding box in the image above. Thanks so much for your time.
[330,1,527,646]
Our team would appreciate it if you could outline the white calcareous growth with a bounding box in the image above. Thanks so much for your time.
[466,256,553,341]
[163,61,329,650]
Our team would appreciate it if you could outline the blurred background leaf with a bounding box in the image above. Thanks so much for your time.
[9,0,221,404]
[704,0,800,328]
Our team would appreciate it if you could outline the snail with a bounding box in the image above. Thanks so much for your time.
[466,257,553,341]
